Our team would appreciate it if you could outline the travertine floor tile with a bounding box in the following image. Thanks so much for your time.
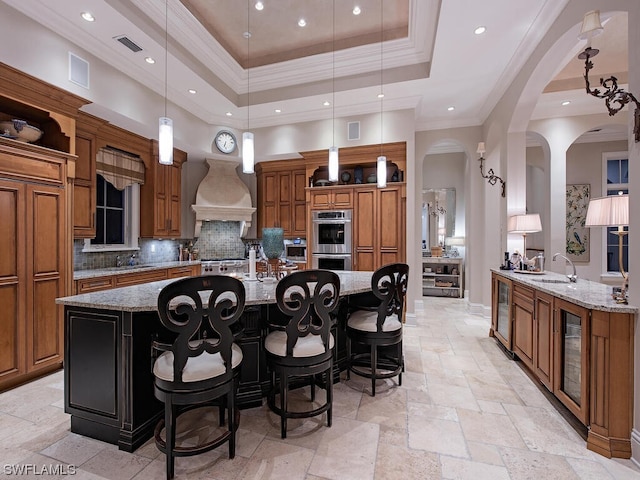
[440,455,510,480]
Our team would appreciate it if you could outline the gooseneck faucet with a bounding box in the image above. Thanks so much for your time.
[552,253,577,282]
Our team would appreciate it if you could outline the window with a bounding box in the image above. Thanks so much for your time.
[603,152,628,274]
[83,175,140,252]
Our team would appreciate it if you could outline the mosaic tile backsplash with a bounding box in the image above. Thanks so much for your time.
[73,221,249,270]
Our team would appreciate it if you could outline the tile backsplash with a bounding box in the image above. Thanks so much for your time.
[73,220,249,270]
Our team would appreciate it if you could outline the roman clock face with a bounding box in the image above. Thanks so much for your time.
[214,130,236,154]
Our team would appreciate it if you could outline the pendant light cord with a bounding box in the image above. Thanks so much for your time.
[247,0,250,132]
[379,0,383,157]
[332,0,335,146]
[164,0,168,118]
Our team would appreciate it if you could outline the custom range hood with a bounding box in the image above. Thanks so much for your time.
[191,159,256,237]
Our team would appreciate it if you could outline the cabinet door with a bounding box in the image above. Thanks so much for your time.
[309,190,332,209]
[353,188,376,271]
[292,170,307,237]
[379,187,401,265]
[332,189,353,208]
[26,183,66,372]
[278,172,292,235]
[513,284,534,370]
[259,172,278,231]
[491,273,512,351]
[167,164,181,236]
[74,134,97,238]
[0,180,26,384]
[534,291,554,390]
[154,162,170,236]
[554,298,589,425]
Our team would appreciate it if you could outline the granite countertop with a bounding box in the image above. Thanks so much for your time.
[57,270,374,312]
[492,268,638,313]
[73,261,202,281]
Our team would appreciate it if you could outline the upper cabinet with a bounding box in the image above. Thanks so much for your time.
[140,140,186,239]
[256,159,307,238]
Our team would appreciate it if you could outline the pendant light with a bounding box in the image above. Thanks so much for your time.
[158,0,173,165]
[242,0,255,174]
[327,0,339,182]
[377,1,386,188]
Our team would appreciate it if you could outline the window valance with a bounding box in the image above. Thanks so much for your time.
[96,147,145,190]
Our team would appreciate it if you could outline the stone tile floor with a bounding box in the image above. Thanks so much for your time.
[1,297,640,479]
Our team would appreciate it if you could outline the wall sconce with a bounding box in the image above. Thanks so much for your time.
[577,10,640,142]
[585,193,629,303]
[477,142,506,197]
[428,201,446,217]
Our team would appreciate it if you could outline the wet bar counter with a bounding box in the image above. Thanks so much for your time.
[56,271,373,452]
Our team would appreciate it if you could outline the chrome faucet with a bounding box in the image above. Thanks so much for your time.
[552,253,577,282]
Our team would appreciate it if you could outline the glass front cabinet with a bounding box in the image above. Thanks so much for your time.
[491,272,512,352]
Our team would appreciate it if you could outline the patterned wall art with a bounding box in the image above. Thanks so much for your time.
[566,184,590,263]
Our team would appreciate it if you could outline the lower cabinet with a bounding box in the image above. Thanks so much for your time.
[491,272,634,459]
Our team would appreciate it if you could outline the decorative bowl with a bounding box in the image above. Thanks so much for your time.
[366,173,377,183]
[0,119,43,143]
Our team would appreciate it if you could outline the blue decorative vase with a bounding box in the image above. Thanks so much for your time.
[262,228,284,259]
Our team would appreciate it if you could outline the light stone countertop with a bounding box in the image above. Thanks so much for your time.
[57,270,374,312]
[492,268,638,314]
[73,261,202,280]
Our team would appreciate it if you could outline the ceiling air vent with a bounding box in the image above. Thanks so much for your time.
[114,35,143,53]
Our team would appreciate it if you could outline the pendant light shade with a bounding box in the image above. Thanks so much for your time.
[158,117,173,165]
[377,155,387,188]
[328,146,339,182]
[242,131,254,173]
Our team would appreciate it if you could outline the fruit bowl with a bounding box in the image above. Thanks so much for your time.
[0,119,43,143]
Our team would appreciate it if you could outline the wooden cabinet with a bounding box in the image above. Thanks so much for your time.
[0,143,72,391]
[491,271,635,459]
[73,112,106,238]
[256,159,307,238]
[352,185,403,271]
[73,264,202,294]
[140,140,186,238]
[309,187,353,210]
[513,283,535,371]
[422,257,464,298]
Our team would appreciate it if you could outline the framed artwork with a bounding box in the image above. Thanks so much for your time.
[566,184,590,263]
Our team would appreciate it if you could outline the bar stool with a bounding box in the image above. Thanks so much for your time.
[346,263,409,396]
[265,269,340,438]
[152,275,245,479]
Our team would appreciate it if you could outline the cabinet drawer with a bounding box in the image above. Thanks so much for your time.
[168,266,198,278]
[75,276,115,294]
[513,283,534,308]
[114,269,167,287]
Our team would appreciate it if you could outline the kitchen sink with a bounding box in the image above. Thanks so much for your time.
[532,278,570,284]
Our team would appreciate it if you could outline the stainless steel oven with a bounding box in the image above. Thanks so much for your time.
[311,210,352,254]
[312,253,352,271]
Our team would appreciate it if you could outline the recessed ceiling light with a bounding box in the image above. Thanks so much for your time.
[145,57,155,64]
[323,100,330,106]
[243,31,251,39]
[188,89,197,94]
[226,112,233,116]
[561,100,571,106]
[275,109,281,113]
[474,26,486,35]
[377,93,384,99]
[353,6,361,15]
[255,1,264,10]
[81,12,95,22]
[298,18,307,27]
[447,106,455,111]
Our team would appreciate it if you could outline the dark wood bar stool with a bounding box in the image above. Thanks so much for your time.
[346,263,409,396]
[152,275,245,479]
[265,269,340,438]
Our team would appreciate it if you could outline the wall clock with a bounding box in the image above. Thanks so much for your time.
[214,130,237,154]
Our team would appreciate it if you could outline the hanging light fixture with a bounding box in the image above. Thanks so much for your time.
[328,0,339,182]
[377,0,387,188]
[158,0,173,165]
[242,0,255,174]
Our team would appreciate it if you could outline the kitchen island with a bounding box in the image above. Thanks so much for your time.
[490,269,638,458]
[56,271,373,452]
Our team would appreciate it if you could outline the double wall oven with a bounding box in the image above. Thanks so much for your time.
[311,210,352,270]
